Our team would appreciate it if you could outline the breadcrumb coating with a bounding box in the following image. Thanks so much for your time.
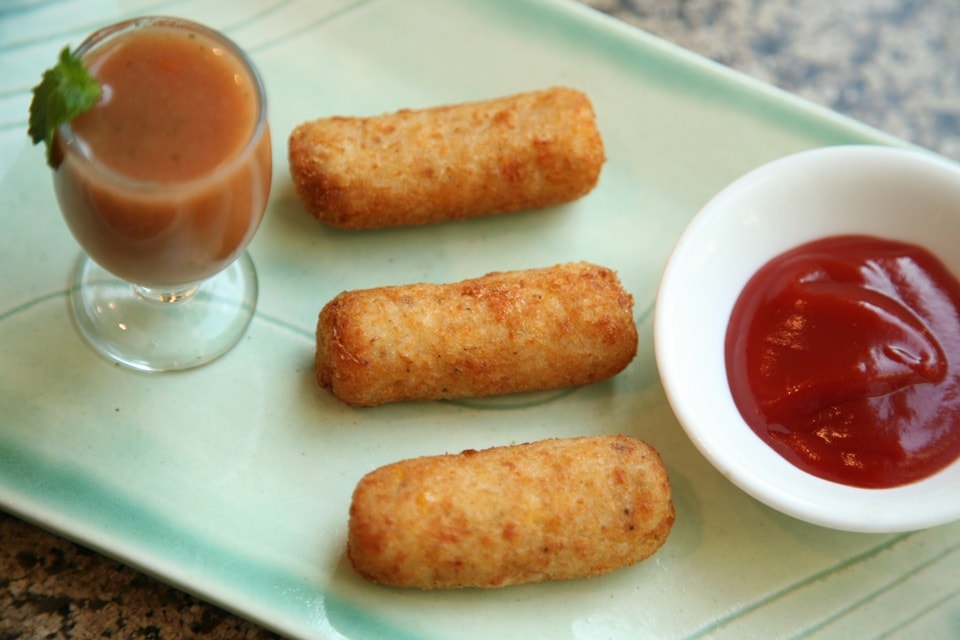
[288,86,605,229]
[347,435,675,589]
[315,262,638,407]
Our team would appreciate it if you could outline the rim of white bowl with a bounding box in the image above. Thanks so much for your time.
[654,144,960,533]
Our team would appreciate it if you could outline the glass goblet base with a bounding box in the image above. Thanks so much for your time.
[69,252,258,372]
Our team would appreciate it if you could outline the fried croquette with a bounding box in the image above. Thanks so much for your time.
[347,434,675,589]
[315,261,638,407]
[288,86,605,229]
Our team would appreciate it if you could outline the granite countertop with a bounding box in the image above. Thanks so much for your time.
[3,0,960,638]
[587,0,960,160]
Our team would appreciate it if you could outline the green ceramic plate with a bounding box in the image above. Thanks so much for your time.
[2,0,959,638]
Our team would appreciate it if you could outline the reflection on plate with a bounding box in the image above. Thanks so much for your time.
[2,0,959,639]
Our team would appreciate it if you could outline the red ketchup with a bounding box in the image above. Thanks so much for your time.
[725,235,960,488]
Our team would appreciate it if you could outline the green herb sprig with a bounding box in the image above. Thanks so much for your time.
[28,47,101,168]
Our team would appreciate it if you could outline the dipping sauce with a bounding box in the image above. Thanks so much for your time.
[725,235,960,488]
[53,17,272,288]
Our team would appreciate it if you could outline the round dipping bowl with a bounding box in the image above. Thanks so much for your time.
[654,145,960,533]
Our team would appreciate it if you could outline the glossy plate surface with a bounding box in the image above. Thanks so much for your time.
[2,1,959,638]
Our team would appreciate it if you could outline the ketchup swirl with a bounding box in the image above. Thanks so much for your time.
[725,235,960,488]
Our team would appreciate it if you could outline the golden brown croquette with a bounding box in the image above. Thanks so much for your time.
[347,435,674,589]
[288,87,605,229]
[315,262,637,407]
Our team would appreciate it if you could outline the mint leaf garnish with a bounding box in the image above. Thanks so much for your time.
[28,46,101,168]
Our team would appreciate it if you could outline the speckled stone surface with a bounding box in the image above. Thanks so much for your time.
[0,512,279,639]
[4,1,960,638]
[583,0,960,160]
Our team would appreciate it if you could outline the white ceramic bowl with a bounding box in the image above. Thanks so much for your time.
[654,145,960,533]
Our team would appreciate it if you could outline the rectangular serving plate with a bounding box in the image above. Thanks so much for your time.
[2,0,959,638]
